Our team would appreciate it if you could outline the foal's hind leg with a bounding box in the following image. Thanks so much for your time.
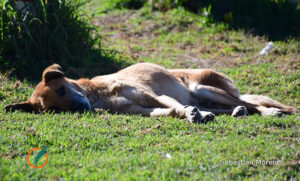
[172,69,296,116]
[190,84,290,116]
[240,95,297,116]
[190,84,259,112]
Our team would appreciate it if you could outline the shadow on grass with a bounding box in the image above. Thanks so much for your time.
[119,0,300,40]
[1,49,130,83]
[0,0,130,83]
[183,0,300,40]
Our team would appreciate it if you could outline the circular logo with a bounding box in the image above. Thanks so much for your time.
[27,147,48,168]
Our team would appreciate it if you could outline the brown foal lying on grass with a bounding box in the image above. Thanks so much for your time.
[5,63,296,123]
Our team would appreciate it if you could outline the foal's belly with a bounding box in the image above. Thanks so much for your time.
[116,63,192,105]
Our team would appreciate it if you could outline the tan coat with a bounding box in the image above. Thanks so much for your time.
[5,63,296,123]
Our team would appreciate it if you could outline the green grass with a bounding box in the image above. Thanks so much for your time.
[0,0,127,81]
[0,85,299,179]
[0,83,299,180]
[1,2,300,180]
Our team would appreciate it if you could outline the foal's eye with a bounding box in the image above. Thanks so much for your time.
[56,86,65,96]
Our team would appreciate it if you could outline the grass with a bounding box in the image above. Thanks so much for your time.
[0,83,299,179]
[1,2,300,180]
[0,0,127,81]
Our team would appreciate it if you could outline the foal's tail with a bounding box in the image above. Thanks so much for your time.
[240,94,298,113]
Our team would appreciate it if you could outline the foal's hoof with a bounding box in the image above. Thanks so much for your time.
[185,106,215,123]
[185,106,202,124]
[231,106,248,117]
[263,108,283,117]
[201,112,215,123]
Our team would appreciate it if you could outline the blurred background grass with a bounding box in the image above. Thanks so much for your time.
[94,0,300,39]
[0,0,299,81]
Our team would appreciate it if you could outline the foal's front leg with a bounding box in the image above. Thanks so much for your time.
[123,104,214,123]
[115,83,215,123]
[140,94,215,123]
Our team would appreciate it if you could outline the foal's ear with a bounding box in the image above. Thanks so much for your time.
[4,100,35,113]
[42,64,65,83]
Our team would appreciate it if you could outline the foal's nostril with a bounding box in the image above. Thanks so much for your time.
[71,96,91,112]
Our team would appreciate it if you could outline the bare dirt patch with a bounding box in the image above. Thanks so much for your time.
[92,10,300,72]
